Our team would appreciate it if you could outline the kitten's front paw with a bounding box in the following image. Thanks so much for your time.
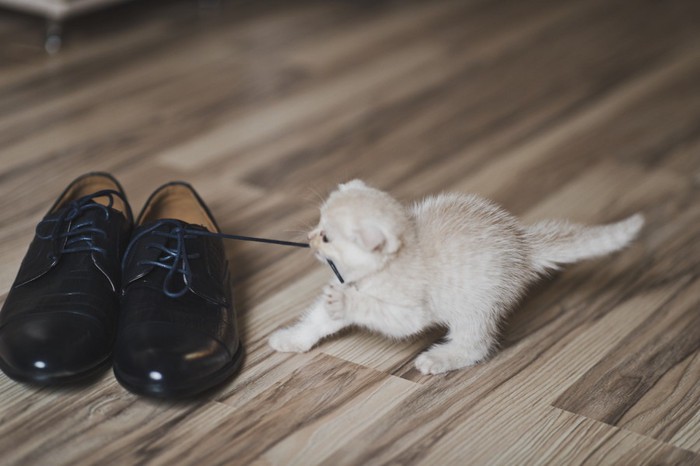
[323,284,345,320]
[414,348,479,375]
[268,328,314,353]
[415,353,452,375]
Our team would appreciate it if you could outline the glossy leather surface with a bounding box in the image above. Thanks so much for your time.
[114,183,242,398]
[0,173,132,384]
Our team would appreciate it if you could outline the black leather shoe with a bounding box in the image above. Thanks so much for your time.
[0,173,133,384]
[114,182,243,398]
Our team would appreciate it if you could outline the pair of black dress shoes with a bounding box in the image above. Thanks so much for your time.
[0,173,244,398]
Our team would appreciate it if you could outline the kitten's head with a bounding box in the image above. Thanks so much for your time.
[309,180,409,282]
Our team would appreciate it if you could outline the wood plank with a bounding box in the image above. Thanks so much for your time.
[554,277,700,445]
[150,354,412,465]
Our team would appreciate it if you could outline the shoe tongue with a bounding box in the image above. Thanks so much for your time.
[67,201,104,226]
[49,200,110,234]
[137,219,209,232]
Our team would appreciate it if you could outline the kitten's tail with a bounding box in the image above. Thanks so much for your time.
[526,213,644,274]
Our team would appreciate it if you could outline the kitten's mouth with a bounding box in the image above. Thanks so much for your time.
[310,247,345,284]
[312,248,332,264]
[310,244,333,265]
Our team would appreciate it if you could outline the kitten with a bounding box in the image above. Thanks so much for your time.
[269,180,644,375]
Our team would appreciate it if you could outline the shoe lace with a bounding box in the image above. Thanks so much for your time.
[37,189,126,261]
[122,219,344,299]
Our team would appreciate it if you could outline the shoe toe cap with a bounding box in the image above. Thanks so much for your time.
[114,322,234,397]
[0,313,112,383]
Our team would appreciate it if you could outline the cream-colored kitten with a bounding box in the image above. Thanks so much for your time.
[269,180,643,375]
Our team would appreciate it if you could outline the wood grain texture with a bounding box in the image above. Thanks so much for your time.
[0,0,699,464]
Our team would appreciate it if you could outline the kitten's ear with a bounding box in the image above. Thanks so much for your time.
[339,179,367,191]
[354,222,400,254]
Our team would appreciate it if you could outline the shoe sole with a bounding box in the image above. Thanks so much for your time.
[112,343,245,399]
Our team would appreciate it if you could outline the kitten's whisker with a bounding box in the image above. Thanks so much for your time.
[283,223,316,241]
[304,186,327,208]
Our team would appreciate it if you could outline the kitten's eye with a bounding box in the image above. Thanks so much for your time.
[322,233,330,243]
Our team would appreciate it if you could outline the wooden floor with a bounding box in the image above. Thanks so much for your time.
[1,0,699,464]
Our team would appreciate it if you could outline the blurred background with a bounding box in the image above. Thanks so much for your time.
[1,0,699,310]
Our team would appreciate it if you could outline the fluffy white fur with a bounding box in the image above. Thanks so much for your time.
[269,180,644,375]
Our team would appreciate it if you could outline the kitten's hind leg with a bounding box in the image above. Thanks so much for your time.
[414,315,498,375]
[269,298,349,352]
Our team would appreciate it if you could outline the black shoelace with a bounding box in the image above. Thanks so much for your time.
[123,219,344,299]
[37,189,127,261]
